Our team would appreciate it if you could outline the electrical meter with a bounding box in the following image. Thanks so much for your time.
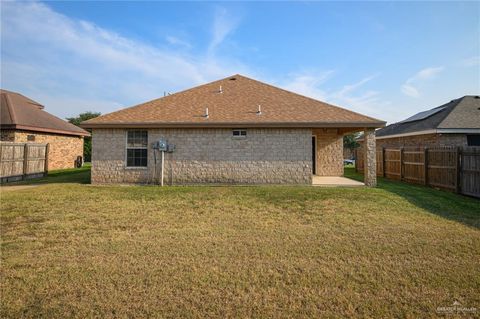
[154,139,168,151]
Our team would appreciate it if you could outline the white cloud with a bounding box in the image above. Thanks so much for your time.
[460,56,480,67]
[280,71,334,100]
[401,66,444,98]
[165,35,191,49]
[208,7,241,55]
[280,72,387,121]
[0,2,249,118]
[401,84,419,98]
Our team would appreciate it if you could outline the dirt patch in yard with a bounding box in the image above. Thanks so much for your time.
[0,185,40,192]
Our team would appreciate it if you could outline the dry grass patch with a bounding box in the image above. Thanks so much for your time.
[1,168,479,318]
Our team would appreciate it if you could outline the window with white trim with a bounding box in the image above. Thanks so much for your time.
[232,129,247,138]
[126,130,148,167]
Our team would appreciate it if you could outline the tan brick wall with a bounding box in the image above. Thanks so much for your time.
[0,130,15,142]
[313,128,343,176]
[363,128,377,187]
[375,133,468,149]
[92,128,313,185]
[1,130,84,170]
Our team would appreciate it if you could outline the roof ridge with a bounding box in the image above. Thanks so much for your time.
[235,74,385,124]
[1,89,44,109]
[3,92,17,123]
[437,97,464,128]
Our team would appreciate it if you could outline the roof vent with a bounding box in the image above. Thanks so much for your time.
[219,85,223,93]
[204,107,209,119]
[256,104,262,115]
[229,77,236,81]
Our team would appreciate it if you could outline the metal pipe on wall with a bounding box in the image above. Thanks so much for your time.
[161,150,164,187]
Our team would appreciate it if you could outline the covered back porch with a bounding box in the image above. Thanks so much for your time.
[311,126,377,187]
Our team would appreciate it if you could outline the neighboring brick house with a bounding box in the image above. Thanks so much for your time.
[82,75,385,186]
[359,96,480,149]
[0,89,89,170]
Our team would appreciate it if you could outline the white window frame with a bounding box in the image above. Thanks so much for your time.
[232,129,247,139]
[125,130,148,169]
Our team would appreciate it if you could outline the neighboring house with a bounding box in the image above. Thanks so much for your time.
[82,75,385,186]
[365,96,480,148]
[0,89,90,170]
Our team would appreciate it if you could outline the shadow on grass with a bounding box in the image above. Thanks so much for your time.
[2,164,91,186]
[344,167,480,229]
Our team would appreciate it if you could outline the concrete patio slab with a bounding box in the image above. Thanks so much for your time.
[312,176,364,187]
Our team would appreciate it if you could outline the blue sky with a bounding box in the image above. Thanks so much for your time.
[1,1,479,124]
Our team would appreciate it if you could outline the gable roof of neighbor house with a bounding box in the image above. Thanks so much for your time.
[81,74,385,129]
[0,89,89,137]
[375,95,480,139]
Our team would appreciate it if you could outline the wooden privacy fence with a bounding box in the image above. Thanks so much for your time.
[356,146,480,198]
[0,142,49,183]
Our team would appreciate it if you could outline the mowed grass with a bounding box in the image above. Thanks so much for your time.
[1,167,479,318]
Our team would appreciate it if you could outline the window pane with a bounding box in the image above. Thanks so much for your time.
[233,129,246,137]
[127,149,135,166]
[126,148,147,167]
[467,135,480,146]
[141,131,148,147]
[127,130,148,148]
[127,131,135,147]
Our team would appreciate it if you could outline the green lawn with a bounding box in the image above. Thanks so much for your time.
[1,166,479,318]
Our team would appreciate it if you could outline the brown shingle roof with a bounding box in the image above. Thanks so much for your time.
[82,74,385,129]
[1,89,89,137]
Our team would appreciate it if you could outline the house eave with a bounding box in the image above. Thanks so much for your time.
[81,121,386,130]
[360,128,480,141]
[0,124,90,137]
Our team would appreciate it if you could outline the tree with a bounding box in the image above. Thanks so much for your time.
[67,112,101,162]
[343,133,360,159]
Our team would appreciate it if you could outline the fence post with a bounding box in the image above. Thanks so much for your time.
[355,148,358,172]
[382,147,386,177]
[455,147,461,194]
[23,143,29,180]
[400,147,404,181]
[424,147,429,186]
[44,143,50,176]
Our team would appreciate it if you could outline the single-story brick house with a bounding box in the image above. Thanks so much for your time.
[0,89,90,170]
[358,96,480,148]
[81,75,385,186]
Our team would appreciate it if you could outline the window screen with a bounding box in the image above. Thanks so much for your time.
[126,131,148,167]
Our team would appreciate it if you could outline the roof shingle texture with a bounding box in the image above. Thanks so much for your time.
[376,96,480,137]
[1,89,89,136]
[82,75,385,128]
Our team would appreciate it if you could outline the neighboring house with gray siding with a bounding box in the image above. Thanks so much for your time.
[81,75,385,186]
[361,96,480,149]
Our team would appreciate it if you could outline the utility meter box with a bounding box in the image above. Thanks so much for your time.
[154,139,168,151]
[167,144,176,153]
